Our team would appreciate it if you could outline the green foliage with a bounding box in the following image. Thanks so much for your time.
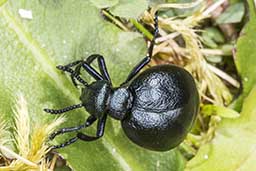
[0,0,184,171]
[216,2,245,24]
[90,0,147,18]
[202,27,225,48]
[185,1,256,170]
[109,0,148,18]
[201,105,239,118]
[232,0,256,110]
[186,86,256,171]
[89,0,119,8]
[0,0,7,6]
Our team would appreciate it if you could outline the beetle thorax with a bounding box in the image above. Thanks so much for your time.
[107,87,133,120]
[80,81,133,120]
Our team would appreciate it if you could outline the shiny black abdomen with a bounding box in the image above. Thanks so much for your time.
[121,65,199,151]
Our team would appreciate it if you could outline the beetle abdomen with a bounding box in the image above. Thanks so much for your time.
[121,65,199,151]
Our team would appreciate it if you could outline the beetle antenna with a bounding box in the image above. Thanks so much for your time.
[56,65,88,86]
[44,103,83,114]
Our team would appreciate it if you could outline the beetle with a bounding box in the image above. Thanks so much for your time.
[44,14,199,151]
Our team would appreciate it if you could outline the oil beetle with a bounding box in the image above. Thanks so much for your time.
[44,13,199,151]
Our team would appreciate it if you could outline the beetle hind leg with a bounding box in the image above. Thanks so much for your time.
[77,113,107,141]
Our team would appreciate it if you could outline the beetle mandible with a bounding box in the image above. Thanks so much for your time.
[44,13,199,151]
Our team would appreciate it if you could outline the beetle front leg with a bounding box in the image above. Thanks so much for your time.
[122,13,159,85]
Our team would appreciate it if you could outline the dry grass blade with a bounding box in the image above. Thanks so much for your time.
[142,1,238,106]
[152,0,205,15]
[0,94,65,170]
[13,94,30,157]
[0,115,9,146]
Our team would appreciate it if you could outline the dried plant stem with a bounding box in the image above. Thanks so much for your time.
[157,47,230,56]
[207,64,240,88]
[0,94,65,170]
[49,153,58,171]
[142,2,238,105]
[203,0,227,16]
[0,145,37,167]
[0,117,9,146]
[102,10,129,31]
[152,0,205,15]
[130,18,153,40]
[156,32,180,43]
[200,49,228,56]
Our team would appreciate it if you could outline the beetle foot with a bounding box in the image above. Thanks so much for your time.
[56,65,66,71]
[49,131,59,140]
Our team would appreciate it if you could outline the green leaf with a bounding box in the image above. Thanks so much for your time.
[216,2,245,24]
[202,27,225,48]
[0,0,7,6]
[172,0,204,16]
[231,0,256,111]
[110,0,148,18]
[89,0,119,8]
[0,1,184,171]
[201,105,240,118]
[185,86,256,171]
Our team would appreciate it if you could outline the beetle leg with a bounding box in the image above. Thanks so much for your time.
[71,54,112,86]
[51,137,78,149]
[77,113,107,141]
[44,103,83,114]
[61,55,112,86]
[64,59,105,82]
[122,13,159,85]
[85,54,111,82]
[80,61,104,81]
[122,56,151,85]
[51,114,107,149]
[50,115,97,141]
[50,115,97,149]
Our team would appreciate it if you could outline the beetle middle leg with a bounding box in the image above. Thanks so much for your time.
[49,115,97,140]
[51,114,107,149]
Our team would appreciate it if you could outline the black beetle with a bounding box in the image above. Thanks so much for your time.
[44,14,199,151]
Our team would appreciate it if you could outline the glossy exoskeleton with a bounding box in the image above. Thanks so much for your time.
[44,14,199,151]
